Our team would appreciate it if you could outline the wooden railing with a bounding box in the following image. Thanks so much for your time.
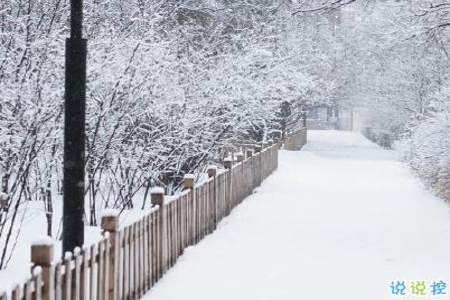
[0,138,290,300]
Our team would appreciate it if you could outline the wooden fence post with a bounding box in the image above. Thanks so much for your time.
[254,145,262,186]
[151,188,166,276]
[31,239,54,300]
[0,193,8,211]
[183,174,195,190]
[303,128,308,146]
[223,157,233,215]
[183,174,195,246]
[207,166,218,229]
[235,153,244,202]
[245,149,253,195]
[101,212,119,300]
[207,166,217,178]
[184,174,195,243]
[223,156,233,169]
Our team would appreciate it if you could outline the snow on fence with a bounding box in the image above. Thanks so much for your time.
[0,130,306,300]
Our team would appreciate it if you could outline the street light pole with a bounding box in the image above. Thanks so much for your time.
[63,0,87,254]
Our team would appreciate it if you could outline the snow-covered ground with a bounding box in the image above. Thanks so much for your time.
[143,130,450,300]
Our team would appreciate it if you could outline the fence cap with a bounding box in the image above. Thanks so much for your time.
[32,266,43,276]
[183,174,195,189]
[151,187,165,206]
[223,157,233,169]
[207,165,218,177]
[64,251,73,261]
[73,247,81,256]
[31,237,54,266]
[101,210,120,232]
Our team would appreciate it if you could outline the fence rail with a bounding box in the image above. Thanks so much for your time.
[0,129,307,300]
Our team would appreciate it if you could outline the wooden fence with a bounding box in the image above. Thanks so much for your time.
[0,130,306,300]
[284,128,307,151]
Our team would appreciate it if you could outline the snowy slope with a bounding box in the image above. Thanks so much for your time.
[143,130,450,300]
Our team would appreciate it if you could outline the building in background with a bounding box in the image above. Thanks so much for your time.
[306,105,354,131]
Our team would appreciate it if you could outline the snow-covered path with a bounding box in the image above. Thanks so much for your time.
[144,130,450,300]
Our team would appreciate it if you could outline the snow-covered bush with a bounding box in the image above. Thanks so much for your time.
[408,115,450,183]
[403,84,450,201]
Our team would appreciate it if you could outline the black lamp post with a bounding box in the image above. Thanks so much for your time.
[63,0,87,254]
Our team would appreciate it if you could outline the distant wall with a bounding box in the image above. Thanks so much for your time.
[284,128,307,151]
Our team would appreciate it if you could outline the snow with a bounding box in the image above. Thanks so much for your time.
[31,237,54,247]
[120,208,158,228]
[184,174,195,180]
[101,209,119,218]
[32,266,42,276]
[64,252,72,260]
[143,130,450,300]
[73,247,81,255]
[150,187,165,194]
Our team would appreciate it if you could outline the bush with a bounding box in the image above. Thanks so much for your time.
[404,112,450,201]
